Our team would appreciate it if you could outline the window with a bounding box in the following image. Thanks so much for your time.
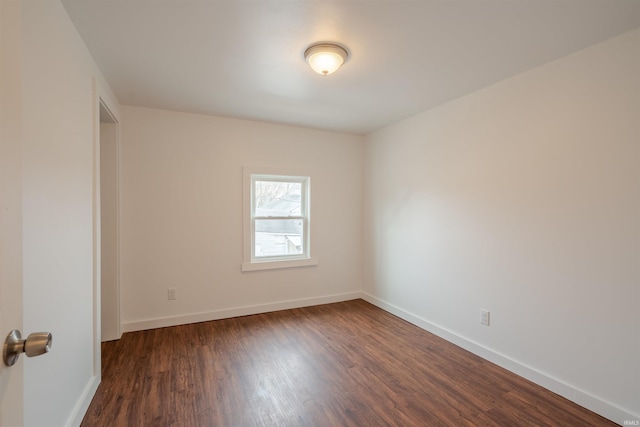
[242,168,318,271]
[253,176,307,259]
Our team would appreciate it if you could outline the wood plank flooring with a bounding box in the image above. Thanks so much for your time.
[81,299,616,426]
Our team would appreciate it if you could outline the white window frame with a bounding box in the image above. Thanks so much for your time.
[242,167,318,272]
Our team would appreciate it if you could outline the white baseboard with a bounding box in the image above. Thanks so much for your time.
[66,374,100,427]
[122,291,362,333]
[361,292,639,426]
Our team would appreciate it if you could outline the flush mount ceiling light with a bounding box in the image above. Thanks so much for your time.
[304,43,349,76]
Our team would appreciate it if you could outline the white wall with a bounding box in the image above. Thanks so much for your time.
[19,1,120,426]
[363,28,640,424]
[120,106,363,330]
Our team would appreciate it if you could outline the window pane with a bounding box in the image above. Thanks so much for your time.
[255,219,303,257]
[255,180,301,216]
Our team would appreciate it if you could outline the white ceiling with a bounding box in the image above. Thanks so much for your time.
[62,0,640,135]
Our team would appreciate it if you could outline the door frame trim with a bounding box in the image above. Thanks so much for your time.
[71,77,121,427]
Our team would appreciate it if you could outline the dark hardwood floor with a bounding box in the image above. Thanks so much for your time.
[81,299,616,426]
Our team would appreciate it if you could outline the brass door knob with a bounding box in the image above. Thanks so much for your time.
[3,330,52,366]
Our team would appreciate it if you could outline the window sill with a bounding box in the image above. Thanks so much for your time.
[242,257,319,272]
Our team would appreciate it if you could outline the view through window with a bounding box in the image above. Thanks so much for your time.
[252,176,308,260]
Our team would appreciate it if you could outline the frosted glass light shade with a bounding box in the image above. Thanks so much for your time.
[304,44,348,76]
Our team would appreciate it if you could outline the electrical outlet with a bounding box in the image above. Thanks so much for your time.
[480,309,490,326]
[168,288,177,300]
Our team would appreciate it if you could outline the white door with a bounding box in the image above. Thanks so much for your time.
[1,1,26,425]
[1,2,112,425]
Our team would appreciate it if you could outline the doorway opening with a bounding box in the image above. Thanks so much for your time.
[99,102,120,342]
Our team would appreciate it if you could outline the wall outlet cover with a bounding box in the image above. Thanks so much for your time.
[480,309,490,326]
